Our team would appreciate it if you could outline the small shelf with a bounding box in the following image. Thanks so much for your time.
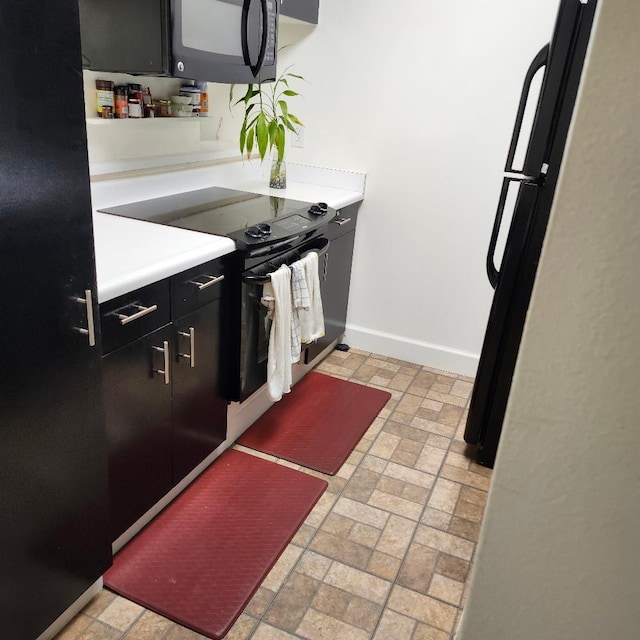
[86,116,202,125]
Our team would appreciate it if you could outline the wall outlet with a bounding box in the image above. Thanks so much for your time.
[291,125,305,148]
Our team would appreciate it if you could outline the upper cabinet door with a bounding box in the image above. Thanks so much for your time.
[280,0,319,24]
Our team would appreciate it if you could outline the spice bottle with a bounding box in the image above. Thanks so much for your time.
[128,99,142,118]
[156,99,171,117]
[114,85,129,118]
[127,84,143,118]
[200,91,209,117]
[197,81,208,117]
[95,79,114,117]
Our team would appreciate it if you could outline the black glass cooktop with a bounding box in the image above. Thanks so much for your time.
[99,186,333,250]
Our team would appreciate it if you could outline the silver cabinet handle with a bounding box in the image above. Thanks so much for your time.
[188,274,225,291]
[332,217,352,226]
[112,303,158,325]
[74,289,97,347]
[323,252,329,281]
[178,327,196,368]
[152,341,170,384]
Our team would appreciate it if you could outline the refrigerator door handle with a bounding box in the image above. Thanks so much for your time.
[486,45,549,289]
[486,176,536,288]
[504,45,549,174]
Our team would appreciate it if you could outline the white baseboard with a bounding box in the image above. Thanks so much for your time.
[345,324,480,378]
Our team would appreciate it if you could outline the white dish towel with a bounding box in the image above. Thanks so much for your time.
[297,251,325,344]
[290,258,310,364]
[260,264,293,402]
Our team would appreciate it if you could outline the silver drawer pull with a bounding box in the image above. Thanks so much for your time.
[178,327,196,368]
[74,289,97,347]
[113,303,158,325]
[333,217,352,226]
[188,274,225,291]
[152,341,170,384]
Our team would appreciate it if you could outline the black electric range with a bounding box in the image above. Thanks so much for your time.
[99,186,335,252]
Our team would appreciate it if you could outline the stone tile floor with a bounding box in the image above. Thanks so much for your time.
[55,349,491,640]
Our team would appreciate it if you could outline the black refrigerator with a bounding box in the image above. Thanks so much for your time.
[464,0,598,468]
[0,3,112,638]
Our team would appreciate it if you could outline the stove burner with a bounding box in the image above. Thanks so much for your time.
[246,223,272,238]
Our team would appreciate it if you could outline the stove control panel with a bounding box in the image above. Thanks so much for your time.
[235,203,335,251]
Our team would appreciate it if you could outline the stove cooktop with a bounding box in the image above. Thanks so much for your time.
[99,186,334,250]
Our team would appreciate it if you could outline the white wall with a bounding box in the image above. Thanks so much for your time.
[225,0,561,374]
[85,1,560,375]
[458,0,640,637]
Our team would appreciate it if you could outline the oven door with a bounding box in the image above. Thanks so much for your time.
[171,0,277,83]
[238,236,329,401]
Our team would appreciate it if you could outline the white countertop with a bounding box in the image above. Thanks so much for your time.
[92,159,366,303]
[93,213,235,303]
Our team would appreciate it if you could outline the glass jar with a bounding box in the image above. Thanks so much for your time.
[114,85,129,118]
[128,99,142,118]
[95,79,114,117]
[269,155,287,189]
[156,100,171,118]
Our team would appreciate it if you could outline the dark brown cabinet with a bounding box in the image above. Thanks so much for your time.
[306,203,359,363]
[101,256,230,541]
[280,0,319,24]
[172,299,226,484]
[1,3,111,637]
[102,325,174,541]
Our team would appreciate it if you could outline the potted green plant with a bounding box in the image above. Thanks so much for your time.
[229,65,304,189]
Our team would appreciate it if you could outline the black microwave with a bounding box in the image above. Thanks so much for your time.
[78,0,278,84]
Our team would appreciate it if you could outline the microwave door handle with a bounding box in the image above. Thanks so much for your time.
[241,0,252,67]
[241,0,268,76]
[253,0,269,76]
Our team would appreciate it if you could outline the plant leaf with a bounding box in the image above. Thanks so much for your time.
[256,113,268,160]
[285,72,304,80]
[288,113,303,126]
[280,114,297,133]
[239,119,247,154]
[278,100,289,118]
[268,119,278,149]
[277,124,286,162]
[282,90,299,97]
[246,128,254,160]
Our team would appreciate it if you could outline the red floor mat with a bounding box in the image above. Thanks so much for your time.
[104,449,327,639]
[237,372,392,475]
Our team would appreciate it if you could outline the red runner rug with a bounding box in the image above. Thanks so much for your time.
[237,372,392,475]
[104,449,327,639]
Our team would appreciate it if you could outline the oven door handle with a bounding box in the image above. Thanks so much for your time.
[243,237,329,285]
[247,236,302,258]
[302,237,330,258]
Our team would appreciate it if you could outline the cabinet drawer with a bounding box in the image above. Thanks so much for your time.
[171,256,228,319]
[100,279,171,355]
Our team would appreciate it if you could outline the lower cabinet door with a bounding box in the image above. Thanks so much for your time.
[306,230,356,363]
[172,300,227,484]
[102,325,173,541]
